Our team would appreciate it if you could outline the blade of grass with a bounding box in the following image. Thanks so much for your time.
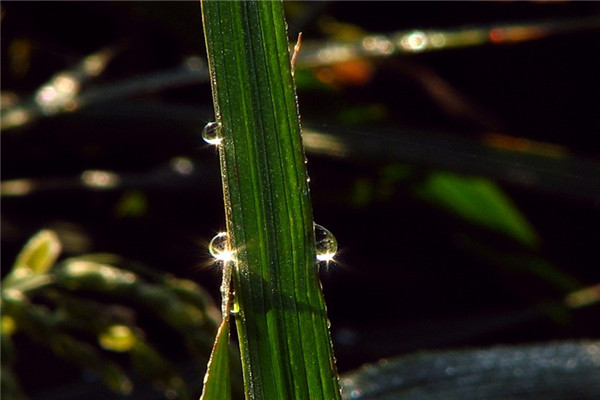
[339,341,600,400]
[199,316,231,400]
[201,1,341,399]
[415,172,540,247]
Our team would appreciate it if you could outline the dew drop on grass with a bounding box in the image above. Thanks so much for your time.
[202,121,223,145]
[230,301,240,316]
[314,223,337,262]
[209,232,233,262]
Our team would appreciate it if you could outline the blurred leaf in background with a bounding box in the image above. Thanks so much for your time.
[1,230,223,400]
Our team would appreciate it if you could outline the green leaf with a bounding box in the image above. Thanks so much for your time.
[201,1,341,399]
[416,172,539,247]
[200,316,231,400]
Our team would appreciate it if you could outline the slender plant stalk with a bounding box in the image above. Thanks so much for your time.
[200,1,341,399]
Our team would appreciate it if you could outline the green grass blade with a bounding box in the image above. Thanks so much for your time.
[416,172,540,247]
[201,1,341,399]
[200,316,231,400]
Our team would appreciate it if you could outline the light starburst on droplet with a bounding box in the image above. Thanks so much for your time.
[209,232,235,263]
[314,223,338,265]
[202,121,223,146]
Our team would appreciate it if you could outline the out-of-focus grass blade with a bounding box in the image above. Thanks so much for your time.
[416,172,539,247]
[302,127,600,202]
[458,233,581,294]
[296,15,600,67]
[200,316,231,400]
[12,230,61,276]
[2,294,133,395]
[339,341,600,400]
[201,1,341,399]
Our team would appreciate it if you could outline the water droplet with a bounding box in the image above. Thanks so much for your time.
[209,232,234,262]
[202,121,223,145]
[315,223,337,262]
[230,301,241,316]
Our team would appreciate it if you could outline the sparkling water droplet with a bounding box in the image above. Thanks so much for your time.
[315,223,337,262]
[202,121,223,145]
[209,232,234,262]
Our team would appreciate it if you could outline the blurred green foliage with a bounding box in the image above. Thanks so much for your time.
[416,172,539,247]
[1,230,220,400]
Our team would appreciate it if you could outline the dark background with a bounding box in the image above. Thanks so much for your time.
[2,1,600,399]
